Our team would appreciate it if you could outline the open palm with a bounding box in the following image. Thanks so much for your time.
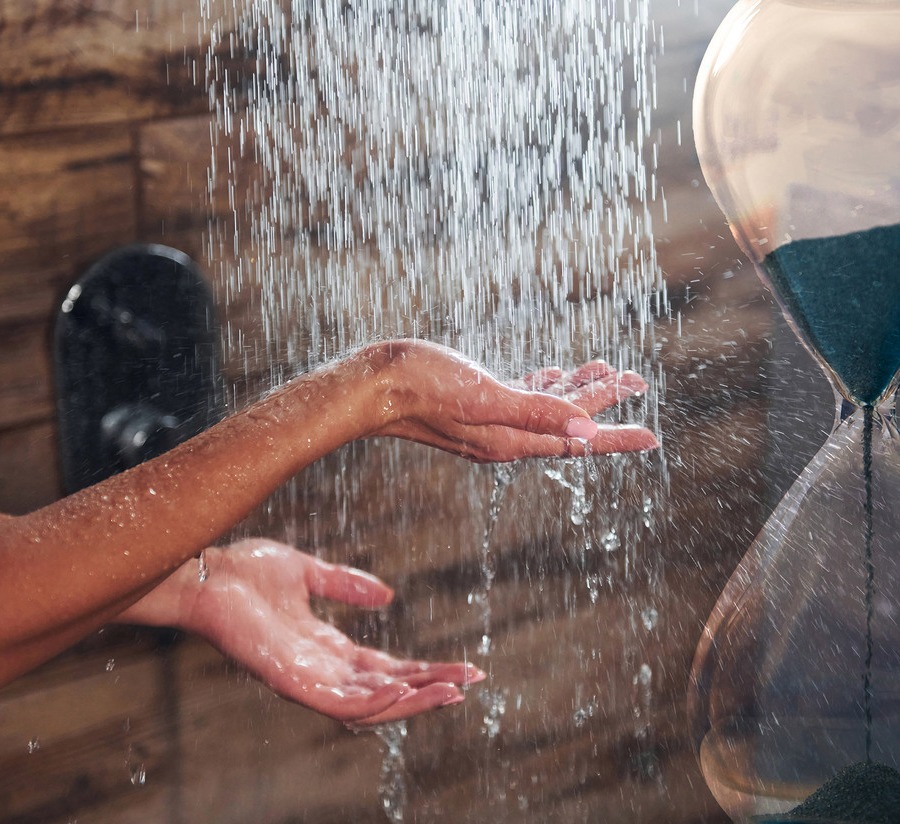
[121,539,483,725]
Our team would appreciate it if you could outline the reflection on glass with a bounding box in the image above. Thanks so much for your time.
[689,1,900,820]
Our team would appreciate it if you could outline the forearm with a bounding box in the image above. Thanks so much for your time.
[0,346,390,685]
[0,338,656,687]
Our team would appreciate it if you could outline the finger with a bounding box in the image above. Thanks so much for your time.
[354,649,487,686]
[299,679,411,723]
[587,424,659,455]
[305,557,394,609]
[566,371,649,415]
[515,362,617,394]
[353,682,466,726]
[560,361,615,389]
[463,423,659,461]
[485,385,604,436]
[513,367,564,391]
[401,663,487,689]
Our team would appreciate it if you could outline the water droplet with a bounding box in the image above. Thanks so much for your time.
[586,574,602,604]
[198,550,209,583]
[27,737,40,754]
[573,698,598,728]
[602,529,620,552]
[377,722,408,824]
[129,764,146,786]
[636,663,653,686]
[106,659,116,672]
[640,607,658,631]
[480,688,507,739]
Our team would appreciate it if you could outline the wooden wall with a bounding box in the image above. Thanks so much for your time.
[0,0,828,822]
[0,0,231,513]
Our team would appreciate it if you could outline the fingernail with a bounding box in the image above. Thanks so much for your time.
[565,417,599,439]
[441,694,466,708]
[465,665,488,685]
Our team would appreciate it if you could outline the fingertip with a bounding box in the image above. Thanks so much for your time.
[617,370,649,395]
[565,416,600,439]
[355,575,395,608]
[352,683,465,726]
[312,560,396,608]
[441,690,466,708]
[431,682,465,707]
[590,424,659,454]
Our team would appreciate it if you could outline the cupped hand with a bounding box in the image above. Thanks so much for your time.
[366,340,658,462]
[119,539,484,725]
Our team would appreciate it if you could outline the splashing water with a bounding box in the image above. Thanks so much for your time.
[197,548,210,583]
[376,722,408,823]
[201,0,668,817]
[125,744,147,787]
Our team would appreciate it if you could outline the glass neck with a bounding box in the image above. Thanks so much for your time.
[837,390,898,427]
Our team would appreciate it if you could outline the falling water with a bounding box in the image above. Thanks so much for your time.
[202,0,666,371]
[201,0,668,818]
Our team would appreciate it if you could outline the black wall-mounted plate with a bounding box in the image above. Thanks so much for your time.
[55,244,226,494]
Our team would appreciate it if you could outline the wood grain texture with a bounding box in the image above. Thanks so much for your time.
[0,422,61,514]
[0,631,176,824]
[0,0,243,137]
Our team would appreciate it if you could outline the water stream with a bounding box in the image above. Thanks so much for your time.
[200,0,669,818]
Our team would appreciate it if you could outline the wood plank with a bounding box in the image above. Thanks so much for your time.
[0,128,137,279]
[0,0,244,137]
[0,421,60,515]
[138,115,221,263]
[137,114,264,389]
[0,127,138,440]
[0,635,175,824]
[0,319,55,432]
[375,567,730,821]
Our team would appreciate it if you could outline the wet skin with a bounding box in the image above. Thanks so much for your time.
[0,339,657,723]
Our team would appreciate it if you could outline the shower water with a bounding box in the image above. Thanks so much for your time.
[201,0,669,818]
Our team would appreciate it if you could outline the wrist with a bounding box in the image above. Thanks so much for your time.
[334,340,412,435]
[115,554,207,630]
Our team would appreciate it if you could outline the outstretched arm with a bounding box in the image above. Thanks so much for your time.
[0,339,656,688]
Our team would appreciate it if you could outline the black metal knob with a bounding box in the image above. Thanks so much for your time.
[100,403,180,470]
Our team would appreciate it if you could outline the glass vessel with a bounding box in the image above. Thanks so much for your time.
[688,1,900,821]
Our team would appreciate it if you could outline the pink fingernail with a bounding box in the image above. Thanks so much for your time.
[442,694,466,707]
[565,417,599,439]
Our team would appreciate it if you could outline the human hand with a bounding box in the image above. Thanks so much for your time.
[118,539,484,725]
[362,339,658,462]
